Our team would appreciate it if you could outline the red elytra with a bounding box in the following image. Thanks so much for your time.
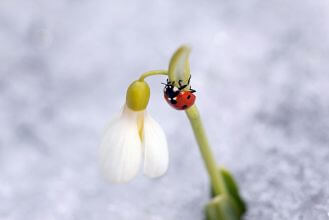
[164,91,196,110]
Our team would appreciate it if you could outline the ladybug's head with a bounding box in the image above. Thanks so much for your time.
[162,79,180,96]
[162,79,174,90]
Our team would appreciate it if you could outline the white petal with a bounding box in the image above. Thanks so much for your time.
[142,112,169,178]
[100,106,143,183]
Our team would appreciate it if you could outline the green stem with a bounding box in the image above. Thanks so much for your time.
[139,70,168,81]
[185,105,227,196]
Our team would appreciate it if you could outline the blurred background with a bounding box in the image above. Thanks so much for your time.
[1,0,329,219]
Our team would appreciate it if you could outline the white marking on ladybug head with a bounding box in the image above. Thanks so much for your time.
[173,97,177,100]
[173,87,179,92]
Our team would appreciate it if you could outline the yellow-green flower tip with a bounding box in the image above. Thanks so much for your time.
[168,45,191,88]
[126,80,150,111]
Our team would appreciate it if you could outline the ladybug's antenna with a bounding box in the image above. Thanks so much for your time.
[187,75,191,85]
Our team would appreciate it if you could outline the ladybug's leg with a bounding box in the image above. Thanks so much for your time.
[187,75,191,85]
[178,80,183,87]
[190,89,196,93]
[178,80,188,90]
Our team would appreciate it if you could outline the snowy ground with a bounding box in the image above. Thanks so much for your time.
[1,0,329,219]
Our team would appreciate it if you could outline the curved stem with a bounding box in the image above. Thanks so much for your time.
[185,105,227,196]
[139,70,168,81]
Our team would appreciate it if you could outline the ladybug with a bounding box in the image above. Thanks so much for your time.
[162,76,196,110]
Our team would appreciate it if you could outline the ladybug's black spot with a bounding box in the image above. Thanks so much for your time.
[187,95,191,99]
[182,105,188,109]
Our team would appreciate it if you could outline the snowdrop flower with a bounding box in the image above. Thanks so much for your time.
[100,80,169,183]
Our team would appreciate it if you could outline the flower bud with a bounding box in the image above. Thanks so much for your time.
[126,80,150,111]
[168,45,191,89]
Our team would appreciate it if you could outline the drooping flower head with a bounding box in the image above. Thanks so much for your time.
[100,80,168,183]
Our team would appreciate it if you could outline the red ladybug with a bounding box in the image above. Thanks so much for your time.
[162,76,196,110]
